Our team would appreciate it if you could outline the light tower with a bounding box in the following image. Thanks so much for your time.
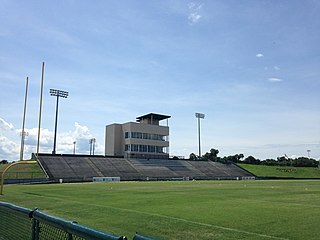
[89,138,96,155]
[73,141,76,155]
[307,149,311,159]
[195,112,205,158]
[50,89,68,155]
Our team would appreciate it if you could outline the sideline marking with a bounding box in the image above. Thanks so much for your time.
[31,194,289,240]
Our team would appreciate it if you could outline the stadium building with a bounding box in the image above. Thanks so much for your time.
[31,112,255,183]
[105,113,171,159]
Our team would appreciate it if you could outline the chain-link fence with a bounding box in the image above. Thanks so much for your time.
[0,202,125,240]
[0,202,158,240]
[0,203,32,240]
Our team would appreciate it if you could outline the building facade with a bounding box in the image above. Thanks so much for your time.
[105,113,170,159]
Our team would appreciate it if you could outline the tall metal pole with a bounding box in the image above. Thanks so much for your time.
[89,138,96,155]
[52,95,60,154]
[198,116,201,157]
[20,77,29,161]
[89,139,92,155]
[195,113,205,159]
[93,141,95,155]
[50,89,68,155]
[36,62,45,160]
[73,141,76,155]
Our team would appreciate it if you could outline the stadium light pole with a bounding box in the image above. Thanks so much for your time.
[50,89,68,155]
[89,138,96,155]
[73,141,76,155]
[195,112,205,158]
[307,149,311,159]
[93,138,96,155]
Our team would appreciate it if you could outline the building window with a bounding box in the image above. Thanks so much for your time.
[126,132,166,141]
[126,144,164,154]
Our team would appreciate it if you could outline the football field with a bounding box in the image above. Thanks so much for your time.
[1,180,320,239]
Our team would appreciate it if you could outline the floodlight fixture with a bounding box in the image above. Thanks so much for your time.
[50,89,68,98]
[50,88,69,154]
[195,113,205,119]
[195,112,205,158]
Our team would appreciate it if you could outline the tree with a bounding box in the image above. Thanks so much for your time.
[277,156,291,166]
[237,153,245,161]
[261,159,277,166]
[189,153,197,161]
[243,156,260,165]
[202,148,219,161]
[293,157,318,167]
[0,160,8,164]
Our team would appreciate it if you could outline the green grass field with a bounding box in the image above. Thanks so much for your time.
[238,164,320,178]
[1,180,320,240]
[0,161,46,179]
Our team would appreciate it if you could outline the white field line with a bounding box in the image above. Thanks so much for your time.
[34,194,289,240]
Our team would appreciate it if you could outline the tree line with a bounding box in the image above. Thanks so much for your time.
[189,148,319,168]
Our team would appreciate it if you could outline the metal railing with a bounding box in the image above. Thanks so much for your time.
[0,202,158,240]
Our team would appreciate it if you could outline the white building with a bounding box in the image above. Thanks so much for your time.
[105,113,170,159]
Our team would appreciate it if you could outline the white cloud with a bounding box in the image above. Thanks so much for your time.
[0,118,19,160]
[188,2,203,24]
[256,53,264,58]
[0,119,102,161]
[0,117,14,131]
[268,77,283,82]
[73,122,91,138]
[0,135,19,158]
[25,128,53,147]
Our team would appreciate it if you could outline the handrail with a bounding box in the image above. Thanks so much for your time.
[0,201,31,216]
[32,153,49,178]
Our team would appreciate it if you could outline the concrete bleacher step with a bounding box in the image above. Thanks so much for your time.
[86,158,104,177]
[37,154,255,181]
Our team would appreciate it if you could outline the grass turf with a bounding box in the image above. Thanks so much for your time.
[238,164,320,178]
[0,161,46,179]
[1,180,320,239]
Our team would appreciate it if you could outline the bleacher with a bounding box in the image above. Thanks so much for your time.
[37,154,254,182]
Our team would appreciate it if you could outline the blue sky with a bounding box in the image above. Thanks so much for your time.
[1,0,320,161]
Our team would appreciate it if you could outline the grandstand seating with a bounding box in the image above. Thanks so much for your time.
[37,154,254,182]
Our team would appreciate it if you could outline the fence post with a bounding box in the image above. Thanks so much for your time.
[67,232,73,240]
[32,218,40,240]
